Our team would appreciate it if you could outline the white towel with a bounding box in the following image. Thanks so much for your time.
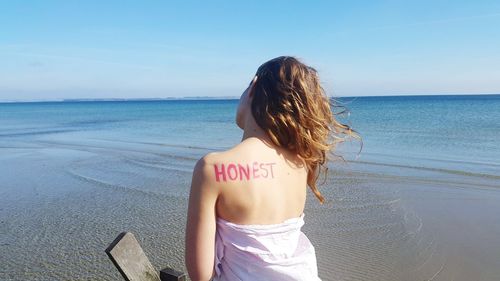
[213,213,322,281]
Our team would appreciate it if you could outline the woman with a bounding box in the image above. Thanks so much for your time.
[185,56,359,281]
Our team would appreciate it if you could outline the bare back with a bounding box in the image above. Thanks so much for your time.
[208,137,308,225]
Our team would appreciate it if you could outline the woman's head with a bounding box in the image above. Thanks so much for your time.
[236,56,361,204]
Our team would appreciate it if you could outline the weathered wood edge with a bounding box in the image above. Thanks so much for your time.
[105,232,131,281]
[106,231,187,281]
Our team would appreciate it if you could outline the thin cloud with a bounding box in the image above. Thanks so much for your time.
[375,12,500,30]
[2,51,161,70]
[329,12,500,35]
[28,61,44,67]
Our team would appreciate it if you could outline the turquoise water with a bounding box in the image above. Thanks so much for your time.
[344,95,500,168]
[1,94,500,280]
[1,94,499,177]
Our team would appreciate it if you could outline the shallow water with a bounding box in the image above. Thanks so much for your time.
[1,95,499,280]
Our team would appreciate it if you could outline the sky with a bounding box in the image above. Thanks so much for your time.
[1,0,500,101]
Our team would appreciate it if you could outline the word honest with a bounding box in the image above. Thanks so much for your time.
[213,162,276,182]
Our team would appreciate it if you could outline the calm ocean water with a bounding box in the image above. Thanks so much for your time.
[1,94,499,176]
[1,94,500,281]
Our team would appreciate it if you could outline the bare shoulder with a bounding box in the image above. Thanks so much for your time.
[194,146,251,184]
[192,152,219,180]
[192,151,232,183]
[202,144,244,163]
[198,151,228,167]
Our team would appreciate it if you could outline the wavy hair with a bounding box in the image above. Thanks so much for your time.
[250,56,362,204]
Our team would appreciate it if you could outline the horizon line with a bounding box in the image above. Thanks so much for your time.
[0,92,499,104]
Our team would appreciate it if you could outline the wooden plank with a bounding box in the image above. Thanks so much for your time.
[160,268,187,281]
[105,232,161,281]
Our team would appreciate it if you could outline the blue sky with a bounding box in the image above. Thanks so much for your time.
[1,1,499,101]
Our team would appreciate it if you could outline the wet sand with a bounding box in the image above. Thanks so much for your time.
[1,137,500,280]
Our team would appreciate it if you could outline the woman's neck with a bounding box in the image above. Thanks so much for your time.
[241,114,271,144]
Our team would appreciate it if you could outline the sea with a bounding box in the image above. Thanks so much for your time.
[1,94,499,280]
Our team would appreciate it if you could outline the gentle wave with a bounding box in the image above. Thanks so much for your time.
[66,168,183,199]
[0,129,77,137]
[89,137,223,151]
[350,159,500,180]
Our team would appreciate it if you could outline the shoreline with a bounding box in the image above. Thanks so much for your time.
[1,93,499,104]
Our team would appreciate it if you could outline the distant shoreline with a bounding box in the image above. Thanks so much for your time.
[0,93,499,104]
[0,96,240,103]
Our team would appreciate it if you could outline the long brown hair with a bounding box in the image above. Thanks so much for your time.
[250,56,362,204]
